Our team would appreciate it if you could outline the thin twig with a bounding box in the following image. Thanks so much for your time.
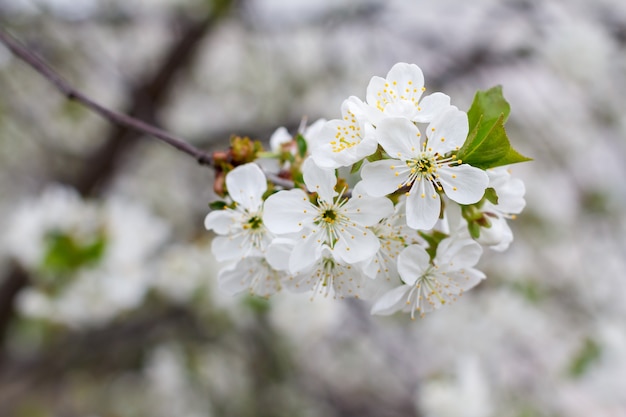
[0,28,295,189]
[0,28,214,166]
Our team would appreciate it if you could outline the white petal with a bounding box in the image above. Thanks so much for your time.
[302,158,337,202]
[265,238,295,271]
[211,235,247,262]
[477,215,513,252]
[360,159,409,197]
[387,62,424,91]
[405,180,441,230]
[289,229,324,273]
[371,284,412,316]
[334,226,380,264]
[376,117,421,160]
[263,189,315,234]
[412,92,451,123]
[487,168,526,214]
[218,260,251,295]
[397,244,430,285]
[426,107,468,155]
[365,75,388,108]
[204,209,240,234]
[439,164,489,205]
[311,122,378,169]
[449,267,485,291]
[343,195,393,226]
[225,163,267,211]
[436,237,483,269]
[269,126,292,151]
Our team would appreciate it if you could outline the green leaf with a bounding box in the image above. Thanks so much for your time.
[40,231,108,294]
[43,231,107,274]
[296,133,307,158]
[458,114,510,169]
[467,85,510,134]
[208,200,228,210]
[457,86,532,170]
[569,338,601,378]
[495,146,533,166]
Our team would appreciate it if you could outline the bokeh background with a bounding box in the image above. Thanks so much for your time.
[1,0,626,416]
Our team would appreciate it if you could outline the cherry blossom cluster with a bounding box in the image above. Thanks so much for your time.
[205,63,528,318]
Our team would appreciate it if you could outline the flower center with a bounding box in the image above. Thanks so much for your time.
[244,215,263,230]
[408,154,437,178]
[322,209,337,223]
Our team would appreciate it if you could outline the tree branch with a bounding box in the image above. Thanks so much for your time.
[0,28,215,168]
[0,25,295,192]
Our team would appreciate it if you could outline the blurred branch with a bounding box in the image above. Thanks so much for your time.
[0,264,28,361]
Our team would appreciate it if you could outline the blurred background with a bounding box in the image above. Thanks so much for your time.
[1,0,626,416]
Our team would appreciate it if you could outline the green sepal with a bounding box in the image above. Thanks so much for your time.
[366,146,384,163]
[418,230,448,261]
[295,133,307,158]
[467,220,481,239]
[350,159,365,174]
[208,200,228,210]
[457,86,532,169]
[484,187,499,205]
[243,294,271,313]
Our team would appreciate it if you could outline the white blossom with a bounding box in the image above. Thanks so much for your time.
[204,163,274,261]
[357,62,452,125]
[263,158,393,272]
[371,236,484,319]
[218,256,285,298]
[310,96,378,168]
[361,112,489,230]
[477,167,526,251]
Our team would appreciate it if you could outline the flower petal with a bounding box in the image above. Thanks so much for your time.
[360,159,410,197]
[386,63,425,92]
[436,237,483,269]
[426,107,468,155]
[204,209,240,235]
[405,180,441,230]
[397,244,430,285]
[225,163,267,211]
[217,260,250,295]
[343,194,393,226]
[265,237,295,271]
[439,164,489,205]
[412,92,451,123]
[334,226,380,264]
[302,158,337,202]
[269,126,292,151]
[289,229,324,273]
[450,267,485,290]
[263,189,315,234]
[370,284,412,316]
[376,117,421,160]
[211,235,248,262]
